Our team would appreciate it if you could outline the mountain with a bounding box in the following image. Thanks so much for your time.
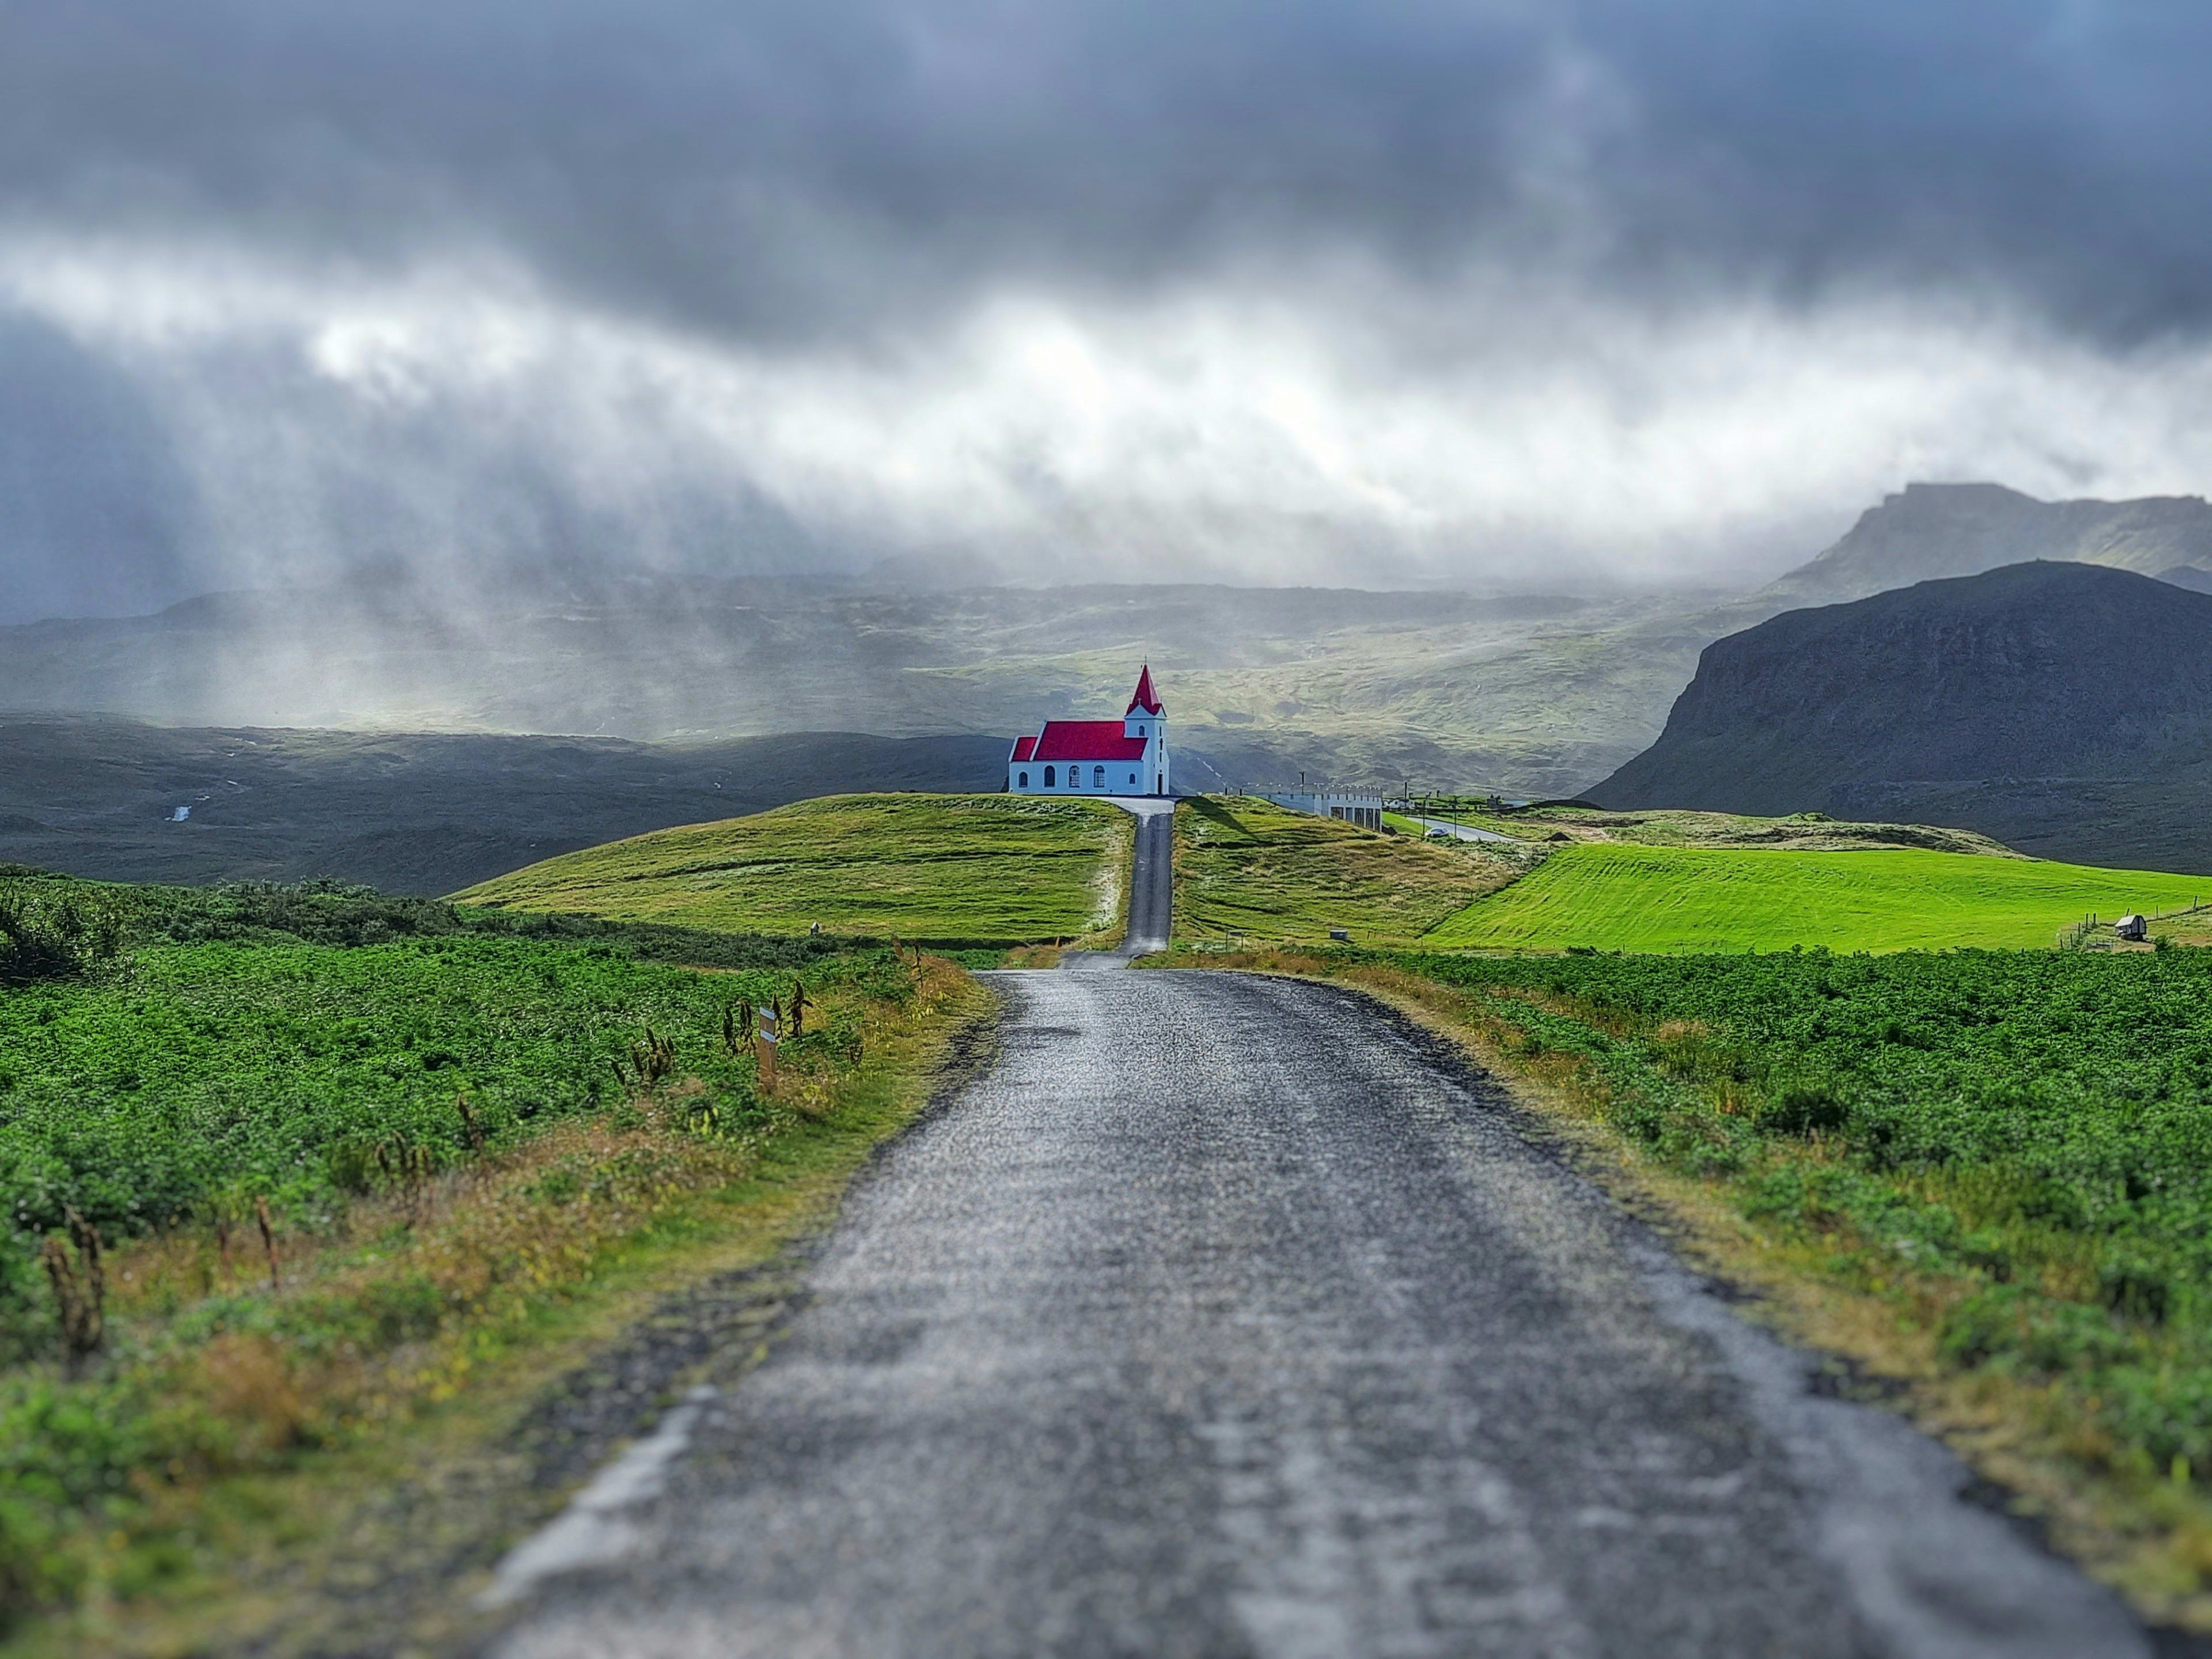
[1752,483,2212,607]
[1591,562,2212,871]
[7,483,2212,806]
[0,578,1656,797]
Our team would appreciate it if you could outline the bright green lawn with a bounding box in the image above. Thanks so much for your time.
[458,793,1129,944]
[1427,843,2212,953]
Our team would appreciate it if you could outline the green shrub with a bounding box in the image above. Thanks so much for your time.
[0,883,125,984]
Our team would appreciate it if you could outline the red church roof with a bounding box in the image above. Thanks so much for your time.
[1010,735,1038,762]
[1126,664,1162,715]
[1027,721,1146,762]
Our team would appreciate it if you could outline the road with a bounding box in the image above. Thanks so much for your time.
[1063,796,1174,966]
[487,969,2152,1658]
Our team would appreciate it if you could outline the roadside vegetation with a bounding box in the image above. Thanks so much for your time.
[1173,796,1514,948]
[1153,939,2212,1623]
[460,793,1129,946]
[1426,842,2208,953]
[0,874,983,1649]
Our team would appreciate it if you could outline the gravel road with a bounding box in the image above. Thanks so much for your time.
[487,969,2155,1658]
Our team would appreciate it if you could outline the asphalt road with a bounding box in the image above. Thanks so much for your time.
[487,969,2152,1658]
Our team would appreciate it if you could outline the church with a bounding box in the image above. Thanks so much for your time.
[1008,666,1172,797]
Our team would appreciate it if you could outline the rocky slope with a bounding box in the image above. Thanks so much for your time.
[1592,562,2212,871]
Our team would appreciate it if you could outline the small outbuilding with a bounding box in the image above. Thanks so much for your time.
[2115,914,2149,942]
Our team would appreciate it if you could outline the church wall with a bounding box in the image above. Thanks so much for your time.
[1007,734,1169,797]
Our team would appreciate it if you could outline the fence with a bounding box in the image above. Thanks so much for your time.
[2056,899,2210,950]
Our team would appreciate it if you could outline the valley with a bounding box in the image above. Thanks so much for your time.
[18,482,2212,1651]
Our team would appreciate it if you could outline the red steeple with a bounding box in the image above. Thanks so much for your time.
[1126,664,1163,715]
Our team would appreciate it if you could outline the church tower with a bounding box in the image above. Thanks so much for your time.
[1124,664,1170,796]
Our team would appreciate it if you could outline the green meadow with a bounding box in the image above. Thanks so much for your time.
[1426,843,2212,953]
[459,793,1130,945]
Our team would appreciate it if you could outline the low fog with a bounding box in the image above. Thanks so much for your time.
[7,2,2212,627]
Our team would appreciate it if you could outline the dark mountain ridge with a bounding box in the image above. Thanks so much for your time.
[1593,562,2212,871]
[0,721,1014,894]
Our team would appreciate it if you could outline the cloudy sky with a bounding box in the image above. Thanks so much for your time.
[6,0,2212,621]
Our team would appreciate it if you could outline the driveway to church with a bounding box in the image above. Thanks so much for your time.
[1064,796,1173,966]
[486,969,2153,1659]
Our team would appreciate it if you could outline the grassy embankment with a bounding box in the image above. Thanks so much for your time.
[0,876,987,1652]
[1428,843,2209,953]
[461,793,1131,949]
[1393,801,2017,855]
[1172,796,1514,949]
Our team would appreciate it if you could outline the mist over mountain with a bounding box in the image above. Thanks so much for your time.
[17,481,2212,809]
[0,576,1649,797]
[1753,483,2212,607]
[1594,561,2212,870]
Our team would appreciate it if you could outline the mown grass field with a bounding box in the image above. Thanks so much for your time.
[0,876,979,1646]
[458,793,1128,945]
[1427,843,2211,953]
[1173,796,1514,948]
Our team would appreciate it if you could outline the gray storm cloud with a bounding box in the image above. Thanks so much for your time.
[5,0,2212,620]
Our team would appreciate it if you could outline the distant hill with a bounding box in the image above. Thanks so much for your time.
[0,720,1012,893]
[0,578,1628,797]
[1591,562,2212,872]
[1752,483,2212,607]
[10,484,2212,804]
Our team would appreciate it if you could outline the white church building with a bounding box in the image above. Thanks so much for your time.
[1008,665,1172,798]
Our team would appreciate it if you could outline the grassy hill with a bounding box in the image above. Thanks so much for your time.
[1173,796,1516,948]
[1425,843,2212,953]
[458,793,1131,945]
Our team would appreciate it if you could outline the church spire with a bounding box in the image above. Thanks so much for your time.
[1126,663,1163,716]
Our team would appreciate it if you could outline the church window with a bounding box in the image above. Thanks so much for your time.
[1018,771,1028,788]
[1093,766,1105,788]
[1043,766,1055,786]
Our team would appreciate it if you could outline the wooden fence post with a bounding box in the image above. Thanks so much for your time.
[755,1004,779,1093]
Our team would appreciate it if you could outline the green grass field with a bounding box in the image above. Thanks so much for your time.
[1175,797,1514,948]
[457,793,1128,944]
[1426,843,2212,953]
